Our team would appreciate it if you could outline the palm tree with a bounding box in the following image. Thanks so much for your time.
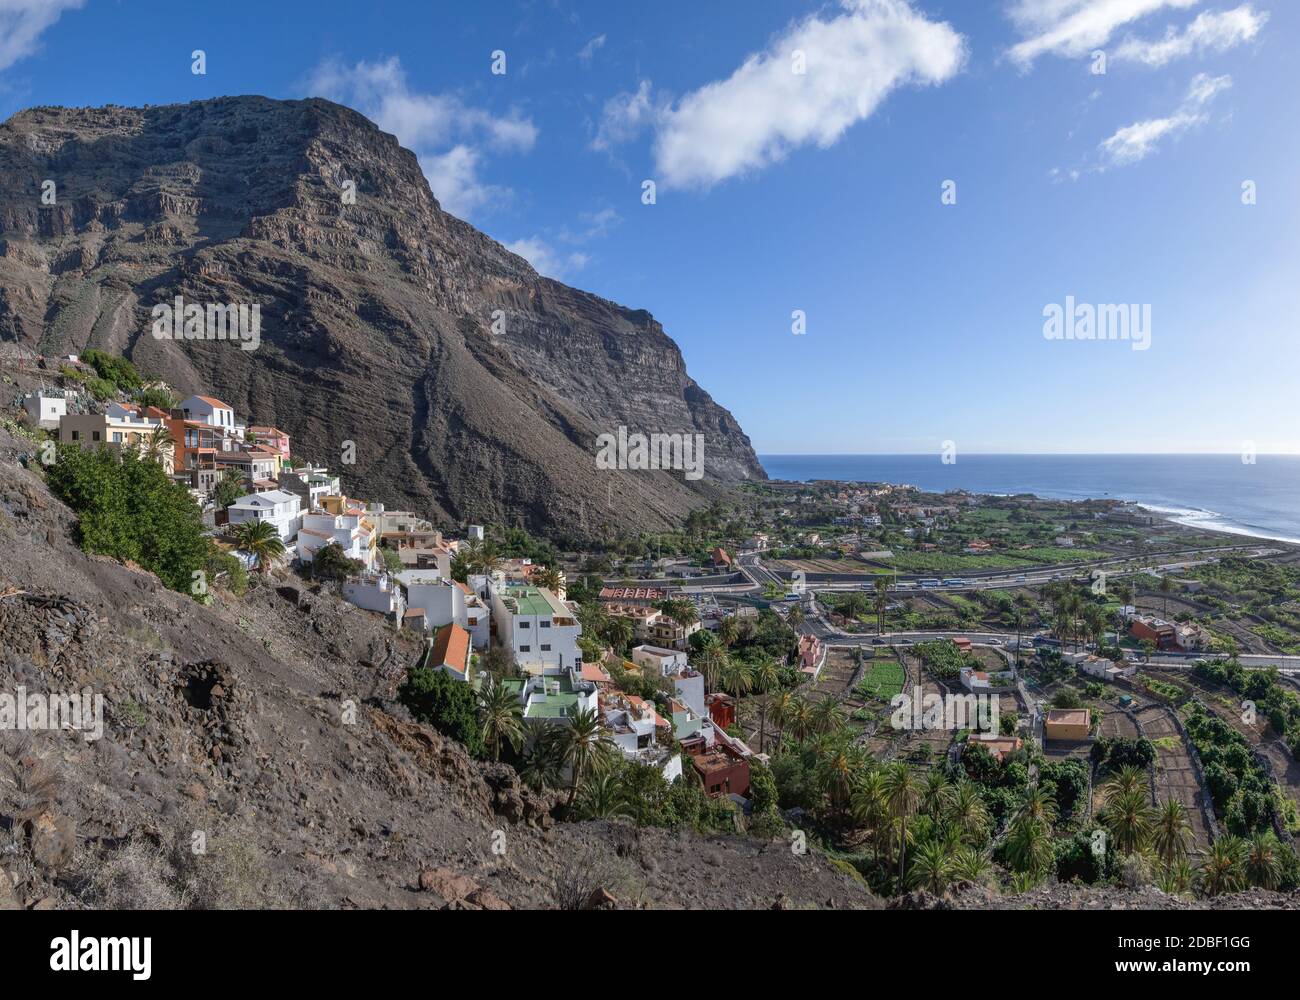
[920,770,954,823]
[519,724,563,793]
[232,519,285,573]
[874,576,890,635]
[768,689,795,744]
[138,424,174,468]
[1104,765,1148,799]
[784,695,815,744]
[851,769,889,863]
[556,708,611,808]
[1199,836,1247,897]
[810,696,843,735]
[1103,788,1154,856]
[817,745,857,818]
[1005,813,1054,876]
[1011,609,1028,661]
[1245,831,1283,890]
[574,773,632,821]
[1156,857,1195,896]
[603,615,634,655]
[719,657,754,699]
[479,679,525,762]
[1083,605,1105,651]
[882,762,921,884]
[535,565,563,594]
[1015,785,1059,828]
[1151,799,1192,868]
[945,781,990,846]
[697,648,728,692]
[718,616,741,648]
[907,839,954,895]
[787,603,805,629]
[952,846,994,888]
[750,657,781,752]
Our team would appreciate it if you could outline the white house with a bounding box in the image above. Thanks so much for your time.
[23,392,67,430]
[298,509,375,570]
[178,395,237,435]
[631,645,690,677]
[226,490,303,544]
[342,573,405,621]
[490,583,583,674]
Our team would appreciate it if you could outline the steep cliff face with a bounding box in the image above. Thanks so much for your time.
[0,96,763,538]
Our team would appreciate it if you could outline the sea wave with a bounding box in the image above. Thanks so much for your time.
[1137,503,1300,546]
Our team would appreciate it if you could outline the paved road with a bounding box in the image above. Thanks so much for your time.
[673,544,1279,600]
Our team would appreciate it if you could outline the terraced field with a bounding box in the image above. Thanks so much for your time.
[1136,704,1214,849]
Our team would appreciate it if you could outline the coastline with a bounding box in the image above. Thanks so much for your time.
[758,454,1300,549]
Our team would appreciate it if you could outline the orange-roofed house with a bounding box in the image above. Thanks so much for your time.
[710,547,733,569]
[1044,709,1092,742]
[429,624,473,683]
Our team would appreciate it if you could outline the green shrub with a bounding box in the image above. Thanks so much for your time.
[45,444,208,595]
[399,665,484,757]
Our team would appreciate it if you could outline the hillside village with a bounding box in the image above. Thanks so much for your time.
[8,348,760,806]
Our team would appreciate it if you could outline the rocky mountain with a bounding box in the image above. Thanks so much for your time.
[0,96,764,539]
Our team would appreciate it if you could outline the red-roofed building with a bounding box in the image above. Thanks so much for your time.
[429,624,473,683]
[710,547,732,569]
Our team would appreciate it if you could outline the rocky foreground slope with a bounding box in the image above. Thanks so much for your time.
[0,97,763,540]
[0,426,867,910]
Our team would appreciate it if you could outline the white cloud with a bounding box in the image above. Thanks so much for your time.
[305,56,537,219]
[1099,71,1231,166]
[643,0,965,191]
[1114,4,1268,67]
[0,0,83,73]
[1006,0,1198,67]
[504,237,590,280]
[578,34,606,65]
[591,79,657,152]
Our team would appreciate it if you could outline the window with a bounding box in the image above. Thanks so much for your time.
[70,430,79,441]
[519,621,530,629]
[92,431,101,442]
[519,645,531,653]
[540,621,551,629]
[540,644,551,652]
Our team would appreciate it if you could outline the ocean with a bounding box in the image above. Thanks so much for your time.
[757,454,1300,546]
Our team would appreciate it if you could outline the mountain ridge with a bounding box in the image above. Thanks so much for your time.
[0,95,764,539]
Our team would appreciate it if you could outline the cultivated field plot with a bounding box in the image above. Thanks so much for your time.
[864,656,956,764]
[809,647,862,702]
[769,559,880,578]
[1136,704,1213,848]
[856,654,905,702]
[1099,705,1141,740]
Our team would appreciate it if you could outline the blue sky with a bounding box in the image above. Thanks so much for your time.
[2,0,1297,455]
